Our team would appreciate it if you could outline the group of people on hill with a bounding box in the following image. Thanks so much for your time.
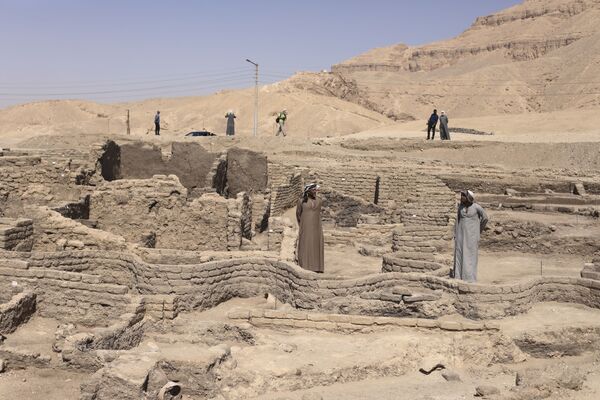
[295,184,488,283]
[426,109,450,140]
[151,109,289,137]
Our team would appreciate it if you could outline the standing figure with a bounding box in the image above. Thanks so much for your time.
[453,190,488,282]
[276,109,287,137]
[427,109,438,140]
[439,111,450,140]
[296,183,324,273]
[154,111,161,136]
[225,110,236,136]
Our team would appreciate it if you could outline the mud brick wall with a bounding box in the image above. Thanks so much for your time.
[251,193,269,232]
[61,298,146,371]
[163,194,230,251]
[482,217,600,256]
[308,164,455,227]
[0,291,36,334]
[0,253,133,326]
[320,189,384,227]
[226,147,268,197]
[117,141,219,190]
[308,167,379,203]
[26,206,127,251]
[324,223,397,247]
[0,218,33,251]
[0,155,84,213]
[391,225,453,254]
[238,192,253,240]
[266,217,285,252]
[226,194,250,250]
[3,249,600,323]
[382,253,447,273]
[90,175,240,251]
[269,168,303,217]
[205,153,227,196]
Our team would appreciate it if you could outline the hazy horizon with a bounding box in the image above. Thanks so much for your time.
[0,0,522,108]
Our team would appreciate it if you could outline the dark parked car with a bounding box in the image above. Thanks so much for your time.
[185,130,216,137]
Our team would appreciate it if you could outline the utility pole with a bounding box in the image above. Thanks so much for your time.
[246,59,259,137]
[126,109,131,135]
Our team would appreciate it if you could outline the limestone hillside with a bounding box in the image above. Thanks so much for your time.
[328,0,600,119]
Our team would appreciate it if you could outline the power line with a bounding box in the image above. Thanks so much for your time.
[0,78,287,102]
[0,68,252,89]
[0,75,254,97]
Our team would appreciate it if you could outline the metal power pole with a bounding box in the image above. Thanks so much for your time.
[246,59,259,137]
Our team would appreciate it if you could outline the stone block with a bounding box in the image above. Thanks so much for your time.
[438,321,462,331]
[328,314,351,323]
[394,318,418,327]
[416,319,438,328]
[307,313,330,322]
[349,315,374,326]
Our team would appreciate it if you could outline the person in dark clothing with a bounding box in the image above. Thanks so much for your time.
[154,111,160,136]
[427,109,438,140]
[225,110,236,136]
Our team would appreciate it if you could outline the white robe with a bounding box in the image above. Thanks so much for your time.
[453,202,488,282]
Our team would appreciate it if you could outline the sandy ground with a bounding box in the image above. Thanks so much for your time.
[0,368,86,400]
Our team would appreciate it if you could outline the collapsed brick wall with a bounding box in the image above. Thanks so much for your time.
[251,193,270,232]
[90,175,244,251]
[97,140,121,181]
[0,291,36,334]
[118,141,219,190]
[226,147,268,197]
[26,206,127,251]
[61,298,146,371]
[206,153,228,196]
[0,218,33,251]
[239,192,253,240]
[320,188,384,227]
[227,192,253,249]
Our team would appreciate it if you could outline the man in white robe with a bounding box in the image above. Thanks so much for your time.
[453,190,488,282]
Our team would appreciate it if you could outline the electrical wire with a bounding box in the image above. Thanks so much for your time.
[0,68,252,89]
[0,75,254,97]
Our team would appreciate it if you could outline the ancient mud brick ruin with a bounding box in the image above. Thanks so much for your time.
[0,138,598,399]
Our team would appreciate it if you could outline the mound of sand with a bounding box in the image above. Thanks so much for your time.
[0,83,393,146]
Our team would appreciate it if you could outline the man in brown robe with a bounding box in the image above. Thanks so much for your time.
[296,183,325,272]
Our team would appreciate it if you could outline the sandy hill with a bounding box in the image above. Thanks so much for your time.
[329,0,600,120]
[0,82,392,146]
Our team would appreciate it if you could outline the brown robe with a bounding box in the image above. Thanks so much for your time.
[296,197,324,272]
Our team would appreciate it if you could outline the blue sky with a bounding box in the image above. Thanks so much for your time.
[0,0,522,107]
